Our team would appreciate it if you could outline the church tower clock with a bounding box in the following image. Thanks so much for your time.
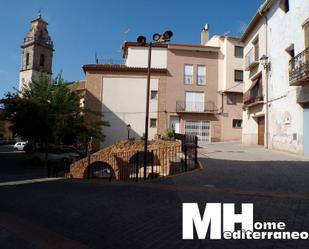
[19,12,54,91]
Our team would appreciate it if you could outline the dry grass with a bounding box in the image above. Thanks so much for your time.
[101,140,181,154]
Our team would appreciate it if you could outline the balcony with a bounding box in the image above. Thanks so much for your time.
[296,87,309,104]
[289,47,309,86]
[176,101,218,114]
[243,81,264,108]
[245,47,259,71]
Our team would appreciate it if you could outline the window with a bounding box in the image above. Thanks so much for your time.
[184,64,193,84]
[235,46,244,58]
[197,65,206,85]
[40,54,45,66]
[280,0,289,13]
[234,70,244,82]
[253,37,259,61]
[150,118,157,128]
[232,119,242,128]
[227,93,237,105]
[185,92,204,112]
[151,90,158,100]
[26,53,29,66]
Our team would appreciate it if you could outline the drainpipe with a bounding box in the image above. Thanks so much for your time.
[259,9,269,149]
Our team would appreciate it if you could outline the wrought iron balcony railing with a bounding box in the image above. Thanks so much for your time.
[243,94,264,106]
[176,101,218,113]
[243,87,264,106]
[289,47,309,86]
[245,47,259,70]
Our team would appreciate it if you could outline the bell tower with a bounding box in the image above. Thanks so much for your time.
[19,12,54,91]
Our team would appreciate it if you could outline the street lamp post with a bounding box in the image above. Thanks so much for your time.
[260,54,270,149]
[137,31,173,180]
[127,124,131,140]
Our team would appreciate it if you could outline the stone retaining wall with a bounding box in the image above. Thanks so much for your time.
[70,142,184,180]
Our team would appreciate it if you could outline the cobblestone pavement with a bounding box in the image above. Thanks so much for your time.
[0,142,308,249]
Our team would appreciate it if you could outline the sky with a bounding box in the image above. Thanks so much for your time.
[0,0,264,98]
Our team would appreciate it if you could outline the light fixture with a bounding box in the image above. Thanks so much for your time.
[135,30,173,180]
[260,54,270,70]
[162,30,173,41]
[127,124,131,140]
[152,33,161,42]
[137,36,147,43]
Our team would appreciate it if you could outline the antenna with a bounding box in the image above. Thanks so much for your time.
[123,28,131,42]
[38,8,42,18]
[95,52,98,64]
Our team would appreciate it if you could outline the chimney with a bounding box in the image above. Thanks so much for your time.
[201,24,209,45]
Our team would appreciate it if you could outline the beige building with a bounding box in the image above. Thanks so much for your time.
[83,64,167,148]
[83,27,244,148]
[206,33,244,141]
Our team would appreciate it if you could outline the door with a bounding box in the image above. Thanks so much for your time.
[170,116,180,133]
[185,92,204,112]
[185,120,210,144]
[304,108,309,156]
[258,116,265,145]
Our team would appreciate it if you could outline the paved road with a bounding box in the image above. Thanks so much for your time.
[0,144,46,182]
[0,142,308,249]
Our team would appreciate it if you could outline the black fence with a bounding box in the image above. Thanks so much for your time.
[87,134,198,181]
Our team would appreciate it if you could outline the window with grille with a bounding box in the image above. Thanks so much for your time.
[185,120,210,142]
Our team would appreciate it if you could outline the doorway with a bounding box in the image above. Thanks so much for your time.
[258,116,265,146]
[304,108,309,156]
[169,116,180,133]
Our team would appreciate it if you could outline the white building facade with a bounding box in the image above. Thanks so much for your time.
[242,0,309,155]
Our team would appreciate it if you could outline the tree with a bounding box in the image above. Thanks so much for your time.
[0,74,108,152]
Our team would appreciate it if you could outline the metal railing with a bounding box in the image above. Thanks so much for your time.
[245,47,259,70]
[289,47,309,84]
[176,101,217,113]
[95,58,125,64]
[243,89,263,106]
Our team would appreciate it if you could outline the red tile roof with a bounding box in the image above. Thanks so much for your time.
[82,64,167,74]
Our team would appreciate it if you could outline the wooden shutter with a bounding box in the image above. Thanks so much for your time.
[304,23,309,49]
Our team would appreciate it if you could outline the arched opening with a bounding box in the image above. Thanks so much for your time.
[87,161,115,179]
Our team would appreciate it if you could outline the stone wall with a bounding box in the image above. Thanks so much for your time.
[70,141,186,180]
